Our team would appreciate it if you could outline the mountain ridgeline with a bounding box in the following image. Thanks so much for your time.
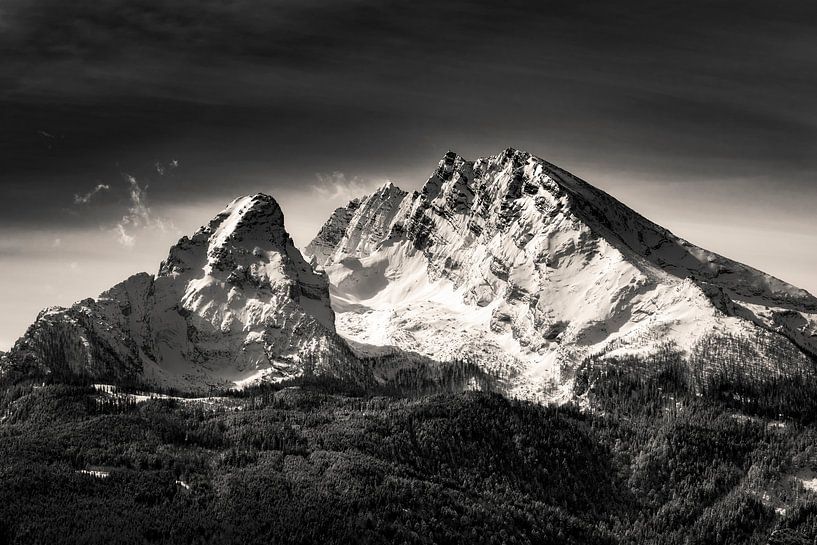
[2,195,361,391]
[2,149,816,401]
[307,148,817,400]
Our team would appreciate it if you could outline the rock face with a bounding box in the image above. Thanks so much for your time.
[308,149,817,399]
[305,198,362,267]
[5,194,347,390]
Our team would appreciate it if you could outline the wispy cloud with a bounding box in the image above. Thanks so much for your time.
[73,183,110,204]
[114,224,135,248]
[113,174,170,247]
[312,171,373,203]
[154,159,180,176]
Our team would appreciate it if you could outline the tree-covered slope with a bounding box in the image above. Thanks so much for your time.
[1,379,816,544]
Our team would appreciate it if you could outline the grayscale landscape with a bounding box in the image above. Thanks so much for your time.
[1,1,816,543]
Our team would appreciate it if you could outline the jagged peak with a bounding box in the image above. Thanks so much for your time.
[422,151,473,200]
[98,271,154,301]
[497,146,527,158]
[431,150,468,169]
[199,193,288,249]
[214,193,281,222]
[373,180,407,198]
[159,192,294,278]
[427,148,539,188]
[441,149,468,166]
[219,192,284,223]
[341,148,817,312]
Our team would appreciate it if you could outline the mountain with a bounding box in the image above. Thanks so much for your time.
[4,149,815,400]
[306,148,817,400]
[2,194,351,390]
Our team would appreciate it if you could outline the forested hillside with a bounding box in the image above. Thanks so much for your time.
[1,372,817,544]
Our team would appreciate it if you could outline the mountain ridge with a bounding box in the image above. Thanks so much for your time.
[2,149,815,400]
[308,148,817,399]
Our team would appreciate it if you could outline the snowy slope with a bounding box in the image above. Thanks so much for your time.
[308,149,817,400]
[5,194,350,390]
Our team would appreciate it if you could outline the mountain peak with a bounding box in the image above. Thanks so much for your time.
[422,150,472,201]
[212,193,286,242]
[499,146,526,157]
[7,191,343,391]
[375,180,402,195]
[159,193,293,279]
[309,148,817,399]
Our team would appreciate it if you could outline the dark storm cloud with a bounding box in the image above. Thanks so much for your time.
[2,0,817,229]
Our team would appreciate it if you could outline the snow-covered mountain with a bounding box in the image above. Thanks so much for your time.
[4,149,815,400]
[306,149,817,400]
[4,194,351,390]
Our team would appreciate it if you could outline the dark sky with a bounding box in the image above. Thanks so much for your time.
[1,0,816,347]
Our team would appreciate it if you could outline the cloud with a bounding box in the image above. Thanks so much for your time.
[73,183,110,204]
[154,159,180,176]
[113,174,170,247]
[114,224,135,247]
[124,175,151,224]
[312,171,373,203]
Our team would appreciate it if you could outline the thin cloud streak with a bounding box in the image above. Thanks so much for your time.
[73,183,110,204]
